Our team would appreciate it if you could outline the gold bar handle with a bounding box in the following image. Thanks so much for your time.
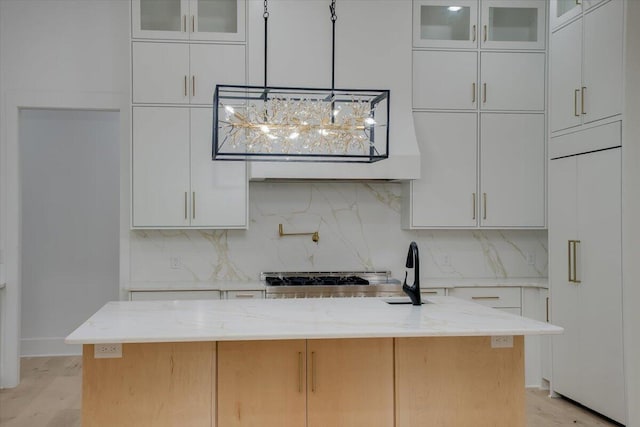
[573,240,581,283]
[192,192,195,219]
[574,89,580,117]
[192,15,195,33]
[311,351,316,392]
[298,352,303,393]
[581,87,586,115]
[568,240,573,282]
[472,296,500,300]
[183,15,186,32]
[472,25,476,42]
[234,293,255,299]
[278,223,319,243]
[192,76,195,97]
[472,193,476,220]
[184,76,188,97]
[483,193,487,220]
[546,297,550,322]
[483,25,487,42]
[184,192,188,220]
[472,83,476,103]
[422,291,439,295]
[482,83,487,103]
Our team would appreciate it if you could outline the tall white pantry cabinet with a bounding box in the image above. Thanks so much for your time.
[548,0,628,424]
[130,0,248,229]
[403,0,547,229]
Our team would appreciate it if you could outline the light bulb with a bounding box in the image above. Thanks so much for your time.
[289,132,300,139]
[364,117,376,125]
[224,105,235,114]
[260,125,270,133]
[448,6,462,12]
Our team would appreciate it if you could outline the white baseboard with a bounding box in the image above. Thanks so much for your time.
[20,337,81,357]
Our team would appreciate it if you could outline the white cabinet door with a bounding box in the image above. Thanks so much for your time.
[412,0,478,49]
[549,0,582,30]
[132,0,190,40]
[480,114,545,227]
[190,108,247,228]
[583,0,607,11]
[549,18,582,133]
[480,0,546,50]
[480,52,545,111]
[189,44,245,105]
[413,51,477,110]
[189,0,246,42]
[132,107,190,227]
[409,112,477,228]
[132,42,190,104]
[582,0,624,125]
[574,148,625,424]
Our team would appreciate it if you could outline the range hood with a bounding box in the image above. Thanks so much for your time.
[244,0,421,181]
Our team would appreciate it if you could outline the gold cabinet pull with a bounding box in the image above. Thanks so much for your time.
[183,15,187,32]
[483,25,487,42]
[546,297,550,322]
[184,76,188,97]
[483,193,487,220]
[297,352,303,393]
[311,351,317,392]
[192,76,195,97]
[581,87,586,115]
[472,24,476,42]
[567,240,572,282]
[192,191,195,219]
[472,296,500,300]
[234,293,255,299]
[574,89,580,117]
[482,83,487,103]
[192,15,195,33]
[472,82,476,103]
[573,240,581,283]
[472,193,476,220]
[184,192,188,219]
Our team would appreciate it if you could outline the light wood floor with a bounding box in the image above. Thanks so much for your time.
[0,356,621,427]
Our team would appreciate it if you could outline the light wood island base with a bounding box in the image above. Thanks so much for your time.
[81,336,524,427]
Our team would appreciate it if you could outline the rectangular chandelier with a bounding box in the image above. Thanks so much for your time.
[212,85,390,162]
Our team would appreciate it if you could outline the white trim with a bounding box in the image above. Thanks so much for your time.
[0,91,129,388]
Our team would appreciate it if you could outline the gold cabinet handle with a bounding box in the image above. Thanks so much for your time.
[546,297,550,322]
[483,25,487,42]
[482,83,487,103]
[573,240,581,283]
[472,193,476,220]
[422,291,439,295]
[192,15,195,33]
[567,240,572,282]
[483,193,487,220]
[233,293,255,299]
[297,352,303,393]
[183,15,187,32]
[192,76,195,97]
[574,89,580,117]
[184,192,188,219]
[184,76,188,97]
[311,351,317,392]
[192,191,195,219]
[472,296,500,300]
[472,24,476,42]
[472,82,476,103]
[581,87,586,115]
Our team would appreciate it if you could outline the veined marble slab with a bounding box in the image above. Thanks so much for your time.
[65,297,562,344]
[125,281,266,292]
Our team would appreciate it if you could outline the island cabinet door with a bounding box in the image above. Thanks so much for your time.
[395,336,525,427]
[307,338,394,427]
[217,340,306,427]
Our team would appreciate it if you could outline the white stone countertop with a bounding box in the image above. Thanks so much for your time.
[65,296,562,344]
[421,277,548,289]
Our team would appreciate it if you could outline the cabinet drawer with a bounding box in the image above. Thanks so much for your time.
[129,290,221,301]
[448,287,521,308]
[225,290,264,299]
[420,288,446,297]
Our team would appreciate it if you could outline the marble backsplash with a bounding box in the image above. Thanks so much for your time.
[129,182,547,283]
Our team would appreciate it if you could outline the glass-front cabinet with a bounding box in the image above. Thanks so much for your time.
[132,0,245,41]
[413,0,478,48]
[481,0,545,49]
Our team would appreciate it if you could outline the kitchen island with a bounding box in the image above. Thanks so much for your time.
[66,296,562,427]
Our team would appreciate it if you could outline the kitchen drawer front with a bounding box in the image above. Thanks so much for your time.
[448,287,521,308]
[420,288,446,297]
[497,307,522,316]
[129,290,221,301]
[225,290,264,299]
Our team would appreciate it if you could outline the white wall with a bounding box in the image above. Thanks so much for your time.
[19,109,120,356]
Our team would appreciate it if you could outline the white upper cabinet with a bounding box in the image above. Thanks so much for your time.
[480,0,546,50]
[132,0,245,41]
[413,0,478,48]
[549,0,623,133]
[413,51,477,110]
[480,52,545,111]
[550,0,608,31]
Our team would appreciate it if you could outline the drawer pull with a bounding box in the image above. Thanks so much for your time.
[297,352,303,393]
[472,296,500,300]
[422,291,439,295]
[311,351,317,392]
[234,294,255,299]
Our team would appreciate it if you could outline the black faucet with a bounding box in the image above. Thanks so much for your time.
[402,241,422,306]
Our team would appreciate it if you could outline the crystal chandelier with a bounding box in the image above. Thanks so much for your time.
[212,0,390,162]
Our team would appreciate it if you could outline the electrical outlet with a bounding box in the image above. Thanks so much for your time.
[491,336,514,348]
[526,253,536,265]
[94,343,122,359]
[169,256,182,269]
